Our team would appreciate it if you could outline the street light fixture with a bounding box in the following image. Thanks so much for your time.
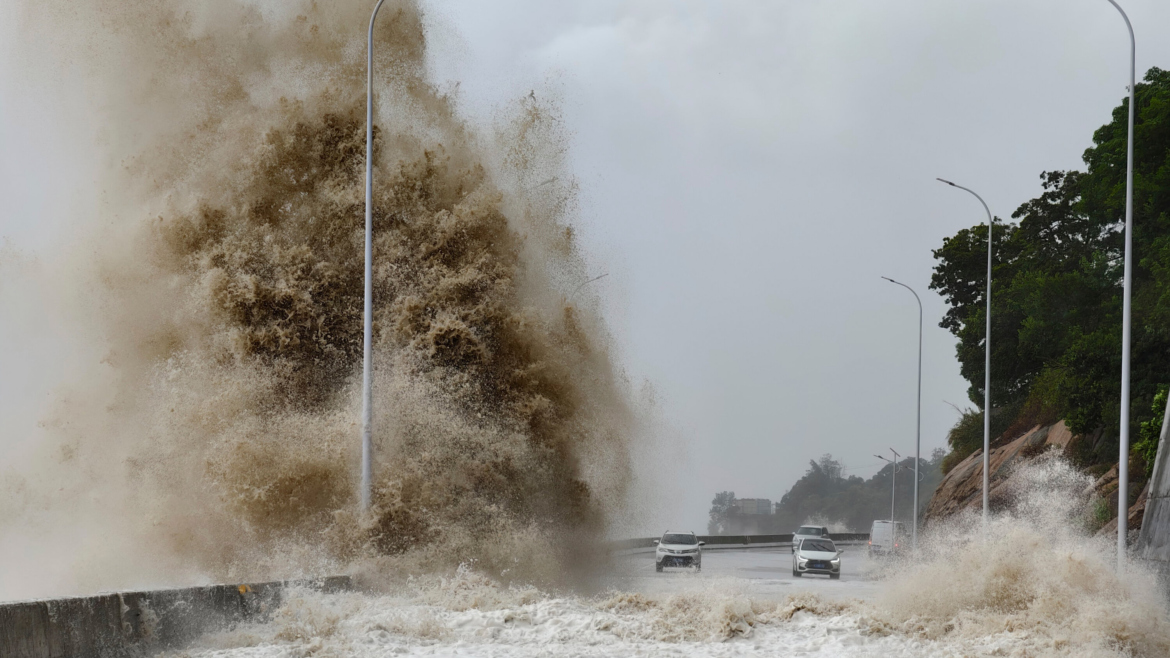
[1105,0,1136,573]
[882,276,923,550]
[362,0,389,512]
[937,177,993,536]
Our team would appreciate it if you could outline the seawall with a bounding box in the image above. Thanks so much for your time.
[0,576,350,658]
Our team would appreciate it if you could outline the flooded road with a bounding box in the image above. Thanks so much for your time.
[176,549,927,658]
[603,545,883,601]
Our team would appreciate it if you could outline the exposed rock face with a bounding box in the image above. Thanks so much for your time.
[924,419,1152,534]
[1097,482,1148,538]
[923,422,1073,522]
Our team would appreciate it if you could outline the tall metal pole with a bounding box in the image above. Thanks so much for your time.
[1105,0,1136,571]
[883,277,923,550]
[937,178,993,537]
[876,451,900,523]
[890,448,900,524]
[363,0,389,512]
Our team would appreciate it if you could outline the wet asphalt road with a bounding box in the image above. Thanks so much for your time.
[603,546,886,602]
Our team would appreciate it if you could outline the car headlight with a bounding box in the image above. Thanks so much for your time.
[831,558,840,565]
[797,558,808,565]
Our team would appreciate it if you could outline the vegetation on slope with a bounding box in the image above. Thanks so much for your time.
[932,68,1170,503]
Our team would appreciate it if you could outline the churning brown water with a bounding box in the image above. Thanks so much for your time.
[0,0,636,599]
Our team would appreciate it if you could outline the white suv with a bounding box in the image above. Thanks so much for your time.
[654,531,704,572]
[791,525,831,553]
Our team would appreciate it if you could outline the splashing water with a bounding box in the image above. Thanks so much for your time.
[0,0,635,600]
[868,456,1170,656]
[4,3,1170,657]
[167,458,1170,658]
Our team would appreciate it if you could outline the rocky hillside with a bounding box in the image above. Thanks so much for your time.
[924,421,1148,537]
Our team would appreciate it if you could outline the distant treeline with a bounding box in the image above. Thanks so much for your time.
[709,451,946,534]
[931,67,1170,507]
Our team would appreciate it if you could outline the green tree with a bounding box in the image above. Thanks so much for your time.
[708,491,736,535]
[931,67,1170,470]
[1136,387,1168,475]
[770,452,948,532]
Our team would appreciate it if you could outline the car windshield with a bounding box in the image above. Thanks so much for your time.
[800,539,836,553]
[662,533,697,545]
[796,526,823,535]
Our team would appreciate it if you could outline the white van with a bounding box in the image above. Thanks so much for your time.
[868,520,904,557]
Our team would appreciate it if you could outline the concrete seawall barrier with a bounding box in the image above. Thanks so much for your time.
[0,576,350,658]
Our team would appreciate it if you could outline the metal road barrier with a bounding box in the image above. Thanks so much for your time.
[609,533,871,554]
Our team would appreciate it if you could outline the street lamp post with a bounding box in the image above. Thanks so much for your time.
[1105,0,1136,573]
[875,449,901,523]
[937,178,993,536]
[882,277,923,550]
[362,0,389,512]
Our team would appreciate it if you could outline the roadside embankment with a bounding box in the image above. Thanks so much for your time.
[925,420,1151,538]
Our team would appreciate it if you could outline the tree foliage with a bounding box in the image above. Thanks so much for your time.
[769,451,946,532]
[707,491,736,535]
[1137,388,1168,476]
[931,68,1170,468]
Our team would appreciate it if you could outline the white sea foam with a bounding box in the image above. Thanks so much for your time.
[174,585,921,658]
[172,459,1170,658]
[171,562,1169,658]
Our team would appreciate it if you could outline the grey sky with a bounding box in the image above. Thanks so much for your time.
[4,0,1170,536]
[420,0,1170,533]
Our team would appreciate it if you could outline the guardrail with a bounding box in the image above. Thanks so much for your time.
[609,532,870,552]
[0,576,350,658]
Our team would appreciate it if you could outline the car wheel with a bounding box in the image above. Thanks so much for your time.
[656,562,663,572]
[793,569,801,577]
[694,565,701,573]
[830,573,840,580]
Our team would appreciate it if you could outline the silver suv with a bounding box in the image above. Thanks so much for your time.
[654,531,705,572]
[791,525,831,553]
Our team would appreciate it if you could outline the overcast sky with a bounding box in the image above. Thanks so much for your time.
[418,0,1170,532]
[4,0,1170,535]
